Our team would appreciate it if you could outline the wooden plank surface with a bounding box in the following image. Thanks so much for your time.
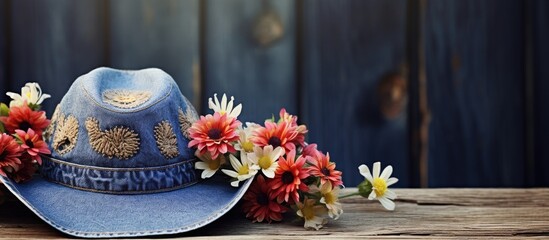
[533,0,549,186]
[109,0,201,107]
[424,0,525,187]
[0,188,548,239]
[300,0,409,186]
[203,0,297,122]
[8,0,107,113]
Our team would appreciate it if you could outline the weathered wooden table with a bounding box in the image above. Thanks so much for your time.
[0,188,547,239]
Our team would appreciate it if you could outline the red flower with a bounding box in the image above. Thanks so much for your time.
[270,149,310,203]
[242,175,287,223]
[0,104,50,135]
[15,128,51,164]
[279,108,308,147]
[9,156,37,183]
[252,121,298,153]
[307,152,343,187]
[188,112,240,159]
[0,133,22,177]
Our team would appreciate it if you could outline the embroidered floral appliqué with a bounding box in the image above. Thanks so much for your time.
[154,120,179,159]
[102,89,152,109]
[44,104,61,141]
[53,113,79,155]
[179,101,199,139]
[85,117,140,159]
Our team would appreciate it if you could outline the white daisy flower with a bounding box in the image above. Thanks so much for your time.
[6,82,51,108]
[195,150,225,179]
[247,145,283,178]
[296,197,328,230]
[221,153,259,187]
[358,162,398,210]
[234,122,261,154]
[311,182,343,220]
[208,93,242,119]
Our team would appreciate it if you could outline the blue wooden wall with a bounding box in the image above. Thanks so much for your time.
[0,0,547,187]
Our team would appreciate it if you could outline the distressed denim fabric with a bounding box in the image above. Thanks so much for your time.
[0,67,253,238]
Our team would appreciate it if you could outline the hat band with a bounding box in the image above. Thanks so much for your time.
[40,156,198,194]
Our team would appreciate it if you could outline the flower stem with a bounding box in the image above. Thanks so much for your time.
[338,192,361,199]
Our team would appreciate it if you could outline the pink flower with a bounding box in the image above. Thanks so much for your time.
[242,175,287,223]
[188,112,240,159]
[252,121,298,153]
[0,103,50,135]
[270,149,309,203]
[307,152,343,187]
[9,156,36,183]
[279,108,308,148]
[302,143,322,159]
[0,133,22,177]
[14,128,51,164]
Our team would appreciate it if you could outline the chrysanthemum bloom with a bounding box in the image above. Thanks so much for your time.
[0,104,50,135]
[247,145,283,178]
[208,93,242,119]
[195,150,226,179]
[307,152,343,187]
[6,82,51,108]
[14,129,51,164]
[270,149,309,203]
[359,162,399,210]
[0,133,22,177]
[311,182,343,220]
[252,120,298,153]
[188,112,240,159]
[221,154,259,187]
[278,108,308,147]
[234,122,260,154]
[242,175,287,223]
[296,197,328,230]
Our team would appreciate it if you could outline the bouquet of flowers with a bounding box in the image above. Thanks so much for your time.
[0,83,51,183]
[188,94,400,229]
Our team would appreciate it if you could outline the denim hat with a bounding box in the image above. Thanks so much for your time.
[0,67,252,238]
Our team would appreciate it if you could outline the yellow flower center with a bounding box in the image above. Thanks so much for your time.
[323,191,337,205]
[208,159,221,170]
[258,156,272,169]
[242,141,254,152]
[373,177,387,197]
[219,110,226,115]
[26,92,32,98]
[238,164,250,175]
[301,203,315,220]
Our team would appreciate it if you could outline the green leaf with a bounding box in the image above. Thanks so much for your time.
[0,103,9,116]
[0,122,4,133]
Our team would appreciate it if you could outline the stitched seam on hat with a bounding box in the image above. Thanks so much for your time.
[53,113,79,155]
[154,120,179,159]
[43,156,197,172]
[41,176,199,195]
[79,80,173,114]
[85,117,140,160]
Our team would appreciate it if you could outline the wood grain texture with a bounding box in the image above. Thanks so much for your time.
[109,0,200,107]
[0,188,548,238]
[533,0,549,186]
[301,0,409,186]
[203,0,296,122]
[425,0,525,187]
[9,0,107,113]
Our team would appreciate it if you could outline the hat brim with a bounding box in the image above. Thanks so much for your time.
[0,172,253,238]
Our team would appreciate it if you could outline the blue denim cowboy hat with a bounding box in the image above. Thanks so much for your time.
[0,67,252,238]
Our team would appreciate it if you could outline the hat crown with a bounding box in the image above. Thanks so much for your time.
[43,67,198,193]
